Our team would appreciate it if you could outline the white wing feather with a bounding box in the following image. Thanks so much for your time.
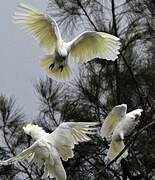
[107,134,128,160]
[13,3,61,52]
[107,108,143,161]
[68,31,121,64]
[47,122,99,161]
[0,140,66,180]
[0,142,38,165]
[100,104,127,138]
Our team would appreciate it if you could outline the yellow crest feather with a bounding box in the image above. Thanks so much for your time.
[23,123,34,130]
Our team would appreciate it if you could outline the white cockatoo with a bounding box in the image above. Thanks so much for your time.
[0,122,98,179]
[13,4,121,81]
[100,104,143,160]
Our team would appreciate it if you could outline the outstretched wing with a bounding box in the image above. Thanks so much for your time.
[68,31,120,64]
[100,104,127,138]
[0,142,38,165]
[13,3,61,52]
[47,122,99,161]
[0,140,67,180]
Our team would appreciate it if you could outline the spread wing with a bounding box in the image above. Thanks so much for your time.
[0,140,67,179]
[68,31,120,64]
[47,122,99,161]
[100,104,127,138]
[0,142,38,165]
[13,3,61,52]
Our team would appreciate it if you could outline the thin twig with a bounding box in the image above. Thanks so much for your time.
[2,125,33,180]
[76,0,98,31]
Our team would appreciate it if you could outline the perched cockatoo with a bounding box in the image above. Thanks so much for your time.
[100,104,143,160]
[13,4,121,81]
[0,122,98,179]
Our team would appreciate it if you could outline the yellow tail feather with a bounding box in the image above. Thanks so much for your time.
[107,140,128,161]
[40,55,72,81]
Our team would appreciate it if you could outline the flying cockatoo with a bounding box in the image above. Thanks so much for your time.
[13,4,121,81]
[0,122,98,180]
[100,104,143,160]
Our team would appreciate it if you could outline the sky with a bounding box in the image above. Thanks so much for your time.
[0,0,49,118]
[0,0,124,119]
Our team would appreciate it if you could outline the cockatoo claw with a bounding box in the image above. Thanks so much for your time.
[49,63,55,70]
[59,65,64,72]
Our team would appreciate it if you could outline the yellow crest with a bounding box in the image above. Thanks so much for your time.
[23,123,34,130]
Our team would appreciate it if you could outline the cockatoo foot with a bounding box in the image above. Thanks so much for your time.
[49,63,55,70]
[59,65,64,72]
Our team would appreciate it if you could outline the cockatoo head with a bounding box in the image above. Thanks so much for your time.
[126,109,143,125]
[23,123,47,140]
[23,123,35,135]
[112,104,127,117]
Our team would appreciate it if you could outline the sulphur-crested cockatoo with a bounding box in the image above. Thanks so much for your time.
[100,104,143,160]
[13,4,121,81]
[0,122,98,179]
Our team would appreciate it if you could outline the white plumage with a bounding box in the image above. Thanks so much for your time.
[100,104,127,138]
[100,104,143,160]
[13,3,121,81]
[0,122,98,180]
